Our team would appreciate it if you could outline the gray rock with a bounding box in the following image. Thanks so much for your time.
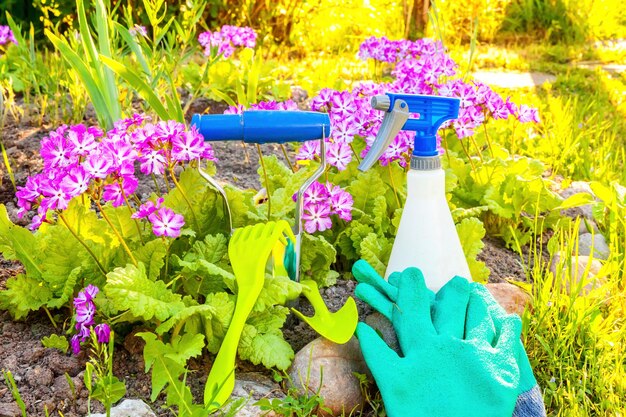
[364,313,400,354]
[87,399,156,417]
[550,252,606,295]
[0,402,22,417]
[578,218,599,234]
[486,282,532,316]
[578,233,610,260]
[559,182,596,219]
[288,337,370,416]
[219,372,283,417]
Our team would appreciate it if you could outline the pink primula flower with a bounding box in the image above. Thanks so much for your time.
[302,203,332,233]
[148,207,185,238]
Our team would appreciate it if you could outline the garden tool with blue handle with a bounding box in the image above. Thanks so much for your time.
[192,111,358,408]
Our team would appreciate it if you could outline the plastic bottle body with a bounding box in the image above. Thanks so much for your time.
[385,167,472,292]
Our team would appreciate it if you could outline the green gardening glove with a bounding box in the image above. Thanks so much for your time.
[354,261,522,417]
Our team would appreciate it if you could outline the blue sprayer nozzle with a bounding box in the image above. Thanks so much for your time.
[358,93,460,171]
[191,111,331,144]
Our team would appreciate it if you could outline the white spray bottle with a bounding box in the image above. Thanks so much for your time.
[359,93,472,292]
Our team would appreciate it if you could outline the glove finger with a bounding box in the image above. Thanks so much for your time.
[494,315,523,352]
[465,289,497,345]
[388,270,401,287]
[432,276,470,338]
[355,322,400,370]
[355,283,394,321]
[516,340,538,393]
[352,260,398,301]
[470,282,508,324]
[396,267,436,348]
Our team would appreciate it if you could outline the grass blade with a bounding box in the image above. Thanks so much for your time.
[100,55,170,121]
[114,22,151,77]
[45,29,112,129]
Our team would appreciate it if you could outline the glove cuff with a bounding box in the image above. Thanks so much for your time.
[512,384,547,417]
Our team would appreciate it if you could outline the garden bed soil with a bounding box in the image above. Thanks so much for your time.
[0,101,528,416]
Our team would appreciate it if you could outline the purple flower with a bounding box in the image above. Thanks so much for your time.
[102,175,138,207]
[296,141,320,162]
[94,323,111,343]
[327,184,353,221]
[129,25,147,37]
[40,129,76,169]
[327,141,352,171]
[75,301,96,327]
[83,152,114,178]
[303,181,329,205]
[39,175,71,211]
[198,25,257,58]
[61,166,91,198]
[70,334,82,355]
[148,207,185,238]
[517,105,541,123]
[139,150,167,175]
[0,26,17,46]
[172,128,205,161]
[132,197,164,219]
[302,203,332,233]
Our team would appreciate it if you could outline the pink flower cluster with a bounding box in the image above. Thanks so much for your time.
[132,197,185,238]
[198,25,257,58]
[358,36,445,63]
[294,182,353,233]
[297,36,541,168]
[71,285,110,355]
[0,25,16,47]
[15,115,213,234]
[224,99,299,114]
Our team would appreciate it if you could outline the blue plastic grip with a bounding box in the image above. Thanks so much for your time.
[191,111,331,144]
[385,93,460,157]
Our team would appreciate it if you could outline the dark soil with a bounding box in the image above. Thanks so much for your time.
[0,97,526,417]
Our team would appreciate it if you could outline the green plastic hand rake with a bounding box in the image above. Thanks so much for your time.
[204,220,295,410]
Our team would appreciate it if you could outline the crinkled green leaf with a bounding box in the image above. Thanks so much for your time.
[300,234,338,287]
[371,196,389,234]
[253,274,301,312]
[258,155,291,191]
[47,267,81,309]
[359,233,393,277]
[62,198,115,246]
[189,234,228,264]
[0,205,43,278]
[177,254,233,296]
[41,334,69,353]
[156,304,217,335]
[456,217,490,283]
[1,274,52,319]
[105,263,185,321]
[238,325,294,370]
[247,306,289,334]
[135,239,168,281]
[101,204,142,244]
[202,292,235,354]
[348,170,387,215]
[138,332,205,401]
[37,224,89,288]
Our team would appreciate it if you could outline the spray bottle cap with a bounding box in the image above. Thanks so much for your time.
[191,111,331,143]
[359,93,460,171]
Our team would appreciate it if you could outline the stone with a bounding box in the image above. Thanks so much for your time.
[364,312,400,354]
[485,282,532,316]
[288,337,370,416]
[559,182,595,219]
[0,402,22,417]
[550,252,606,294]
[87,399,156,417]
[223,372,283,417]
[25,365,54,387]
[577,233,610,260]
[578,218,599,235]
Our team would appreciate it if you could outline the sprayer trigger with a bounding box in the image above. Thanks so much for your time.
[358,98,410,172]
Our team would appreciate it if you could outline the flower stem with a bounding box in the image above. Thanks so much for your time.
[281,144,295,173]
[151,173,162,195]
[121,189,145,246]
[169,169,200,231]
[256,144,271,220]
[59,212,107,277]
[458,138,477,174]
[388,163,401,208]
[350,143,361,163]
[94,201,138,267]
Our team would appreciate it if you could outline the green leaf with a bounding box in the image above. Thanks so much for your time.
[202,292,235,354]
[41,334,69,353]
[45,30,113,129]
[47,267,81,309]
[258,155,291,192]
[62,198,115,246]
[0,204,43,278]
[135,239,168,281]
[253,275,301,312]
[238,325,293,370]
[348,170,387,215]
[1,274,52,319]
[138,332,205,401]
[371,196,389,234]
[179,258,233,296]
[300,234,338,287]
[456,217,490,283]
[190,234,228,264]
[90,375,126,406]
[156,304,217,335]
[114,22,151,75]
[247,306,289,334]
[359,233,393,276]
[37,224,89,288]
[99,55,172,121]
[101,204,142,244]
[105,263,185,322]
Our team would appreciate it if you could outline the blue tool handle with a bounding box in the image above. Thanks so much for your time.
[191,111,331,144]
